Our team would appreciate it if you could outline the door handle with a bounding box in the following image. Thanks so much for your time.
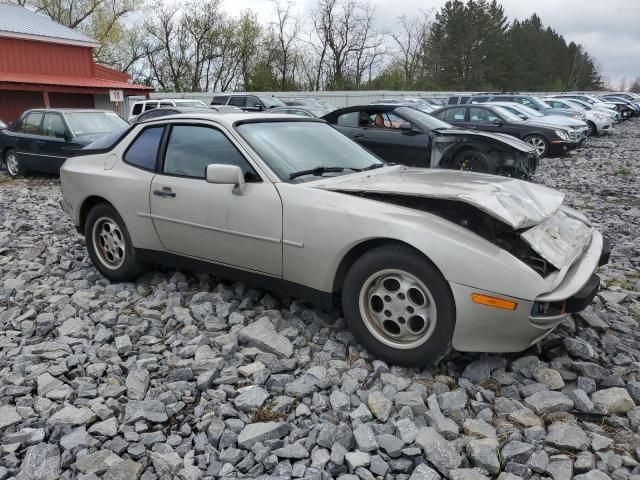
[353,133,365,139]
[153,188,176,198]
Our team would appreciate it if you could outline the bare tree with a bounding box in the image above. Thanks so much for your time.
[390,11,433,86]
[311,0,385,89]
[269,0,302,90]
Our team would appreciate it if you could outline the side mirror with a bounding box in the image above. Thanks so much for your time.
[398,122,413,131]
[493,118,504,126]
[253,103,263,111]
[206,164,245,194]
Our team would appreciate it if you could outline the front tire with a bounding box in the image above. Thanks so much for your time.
[85,202,142,281]
[451,150,495,174]
[341,244,455,366]
[523,134,549,158]
[5,149,27,178]
[586,121,597,136]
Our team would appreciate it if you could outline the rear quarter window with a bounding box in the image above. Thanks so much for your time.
[131,103,143,115]
[123,126,164,171]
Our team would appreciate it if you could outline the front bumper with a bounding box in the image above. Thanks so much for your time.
[550,139,578,153]
[450,234,610,352]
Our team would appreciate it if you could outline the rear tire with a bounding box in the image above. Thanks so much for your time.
[85,202,142,282]
[341,244,455,366]
[523,134,549,158]
[5,149,27,178]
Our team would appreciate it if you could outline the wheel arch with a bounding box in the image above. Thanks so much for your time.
[332,238,450,296]
[79,195,114,233]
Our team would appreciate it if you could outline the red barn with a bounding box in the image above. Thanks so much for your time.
[0,3,152,123]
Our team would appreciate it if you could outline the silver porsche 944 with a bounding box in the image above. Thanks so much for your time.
[59,113,610,366]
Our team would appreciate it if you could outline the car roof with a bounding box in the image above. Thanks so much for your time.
[139,112,316,126]
[24,108,114,114]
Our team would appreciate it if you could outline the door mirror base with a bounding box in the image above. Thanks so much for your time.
[206,164,246,194]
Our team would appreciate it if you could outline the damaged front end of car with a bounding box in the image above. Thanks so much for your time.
[430,129,539,179]
[311,166,610,351]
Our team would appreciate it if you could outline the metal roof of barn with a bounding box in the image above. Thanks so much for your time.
[0,72,153,91]
[0,4,99,48]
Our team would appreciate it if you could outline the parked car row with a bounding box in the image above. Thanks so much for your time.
[55,110,611,365]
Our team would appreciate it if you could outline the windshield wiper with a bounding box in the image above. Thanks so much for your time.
[289,166,346,180]
[355,163,386,172]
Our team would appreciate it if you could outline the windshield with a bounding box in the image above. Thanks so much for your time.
[492,106,523,122]
[64,112,129,136]
[396,106,452,130]
[259,96,286,108]
[511,104,544,117]
[237,121,384,183]
[176,101,208,108]
[524,97,550,111]
[567,99,590,110]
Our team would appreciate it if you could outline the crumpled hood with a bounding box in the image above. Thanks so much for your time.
[310,165,564,230]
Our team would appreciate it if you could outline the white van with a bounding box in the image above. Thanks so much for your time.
[127,99,209,122]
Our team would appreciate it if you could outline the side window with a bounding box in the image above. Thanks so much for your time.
[42,113,67,138]
[159,102,173,107]
[337,111,360,127]
[163,125,259,181]
[211,96,228,105]
[368,112,406,129]
[228,97,246,107]
[124,126,163,171]
[473,96,489,103]
[521,98,536,109]
[441,107,466,122]
[21,113,43,134]
[131,103,143,115]
[469,107,498,123]
[494,96,512,102]
[144,102,158,112]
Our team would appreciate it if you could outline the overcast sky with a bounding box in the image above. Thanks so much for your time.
[221,0,640,87]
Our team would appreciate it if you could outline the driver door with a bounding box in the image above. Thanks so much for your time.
[149,123,283,276]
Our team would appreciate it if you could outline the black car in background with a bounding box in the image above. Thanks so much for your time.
[210,94,286,112]
[431,104,574,158]
[0,109,129,177]
[322,105,538,177]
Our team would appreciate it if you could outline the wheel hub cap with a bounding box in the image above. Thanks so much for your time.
[92,217,125,269]
[6,153,18,176]
[358,269,437,349]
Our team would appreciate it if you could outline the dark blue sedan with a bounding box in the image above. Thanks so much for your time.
[1,109,128,177]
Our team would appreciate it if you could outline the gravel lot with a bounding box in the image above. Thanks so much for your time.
[0,120,639,480]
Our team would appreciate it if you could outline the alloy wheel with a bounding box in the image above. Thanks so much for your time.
[358,269,437,349]
[92,217,126,270]
[6,152,18,177]
[526,136,547,156]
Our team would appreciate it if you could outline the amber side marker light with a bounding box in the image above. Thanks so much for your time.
[471,293,518,311]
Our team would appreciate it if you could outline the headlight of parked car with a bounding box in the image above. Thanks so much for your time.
[555,130,569,140]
